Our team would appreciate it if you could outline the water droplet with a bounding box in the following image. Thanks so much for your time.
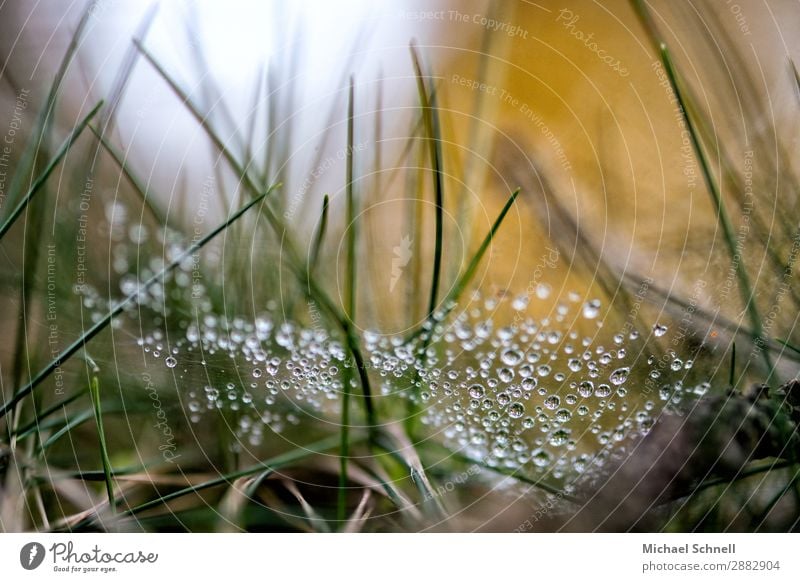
[653,323,668,337]
[469,384,486,399]
[595,384,612,397]
[582,299,601,319]
[609,367,630,386]
[165,356,177,368]
[544,395,560,410]
[508,403,525,418]
[578,381,594,397]
[501,349,523,366]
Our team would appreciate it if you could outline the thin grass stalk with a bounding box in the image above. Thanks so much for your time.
[409,43,445,329]
[88,124,167,226]
[0,102,103,239]
[309,194,329,272]
[339,78,358,524]
[658,44,772,373]
[88,377,115,514]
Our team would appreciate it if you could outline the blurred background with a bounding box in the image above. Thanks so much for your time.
[1,0,799,532]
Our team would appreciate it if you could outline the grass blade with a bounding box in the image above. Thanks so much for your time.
[134,37,381,435]
[309,194,329,272]
[88,377,114,514]
[88,124,167,226]
[339,78,358,525]
[658,44,771,372]
[407,188,520,347]
[0,184,279,419]
[0,101,103,240]
[410,42,445,326]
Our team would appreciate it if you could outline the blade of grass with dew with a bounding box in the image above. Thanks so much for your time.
[0,102,103,239]
[88,377,114,513]
[134,39,380,431]
[0,185,279,419]
[410,42,445,329]
[372,429,447,521]
[309,194,329,273]
[405,188,521,345]
[339,78,358,525]
[658,44,772,374]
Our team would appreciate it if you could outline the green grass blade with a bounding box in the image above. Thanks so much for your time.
[791,59,800,101]
[0,101,103,240]
[777,339,800,355]
[88,123,167,226]
[309,194,329,272]
[0,184,279,419]
[38,409,96,451]
[658,44,771,373]
[12,391,84,440]
[135,37,380,433]
[89,376,115,513]
[438,188,521,327]
[339,77,359,525]
[410,43,445,325]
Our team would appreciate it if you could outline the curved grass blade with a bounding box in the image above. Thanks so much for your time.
[88,124,167,226]
[309,194,329,272]
[0,101,103,240]
[405,188,520,344]
[0,184,279,419]
[88,376,115,513]
[11,390,84,440]
[658,44,771,373]
[339,77,358,525]
[410,42,445,327]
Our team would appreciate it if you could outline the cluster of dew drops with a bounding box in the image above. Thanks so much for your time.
[77,203,711,475]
